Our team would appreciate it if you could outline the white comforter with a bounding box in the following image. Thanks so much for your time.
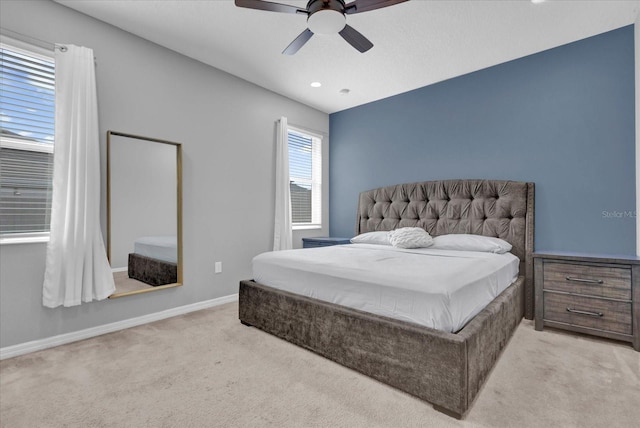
[253,244,519,333]
[134,235,177,263]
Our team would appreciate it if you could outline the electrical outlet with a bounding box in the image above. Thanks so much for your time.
[214,261,222,274]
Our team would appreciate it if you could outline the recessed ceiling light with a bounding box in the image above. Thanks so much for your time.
[339,88,350,95]
[310,81,322,88]
[531,0,546,4]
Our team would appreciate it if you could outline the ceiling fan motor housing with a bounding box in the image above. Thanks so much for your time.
[307,0,347,34]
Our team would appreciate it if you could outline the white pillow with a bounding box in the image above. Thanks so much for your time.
[388,227,434,249]
[350,231,391,246]
[430,234,512,254]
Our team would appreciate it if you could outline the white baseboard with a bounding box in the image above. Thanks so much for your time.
[0,293,239,360]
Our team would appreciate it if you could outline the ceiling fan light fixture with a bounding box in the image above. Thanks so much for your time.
[307,10,346,34]
[235,0,408,54]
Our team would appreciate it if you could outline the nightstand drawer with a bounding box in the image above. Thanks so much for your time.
[302,237,351,248]
[543,262,631,300]
[543,292,632,335]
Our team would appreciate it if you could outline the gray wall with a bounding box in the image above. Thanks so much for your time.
[0,0,329,348]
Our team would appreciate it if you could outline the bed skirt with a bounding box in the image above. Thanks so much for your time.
[239,276,524,417]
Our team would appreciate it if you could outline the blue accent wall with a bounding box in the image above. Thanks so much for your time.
[329,25,636,255]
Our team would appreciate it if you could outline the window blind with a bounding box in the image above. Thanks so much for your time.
[288,128,321,225]
[0,148,53,233]
[0,43,55,235]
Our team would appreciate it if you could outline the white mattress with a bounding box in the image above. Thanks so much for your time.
[133,236,177,263]
[253,244,520,333]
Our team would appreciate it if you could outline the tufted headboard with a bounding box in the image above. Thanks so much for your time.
[356,179,535,318]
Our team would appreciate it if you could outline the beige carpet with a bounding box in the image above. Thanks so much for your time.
[1,301,638,428]
[112,271,154,295]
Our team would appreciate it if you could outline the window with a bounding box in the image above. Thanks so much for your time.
[288,126,322,228]
[0,39,55,241]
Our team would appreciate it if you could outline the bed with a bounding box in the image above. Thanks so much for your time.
[239,179,534,418]
[128,235,177,286]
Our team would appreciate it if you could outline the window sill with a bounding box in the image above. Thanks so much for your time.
[0,235,50,245]
[292,224,322,231]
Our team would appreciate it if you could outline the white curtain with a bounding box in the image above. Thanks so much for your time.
[42,45,115,308]
[273,117,292,251]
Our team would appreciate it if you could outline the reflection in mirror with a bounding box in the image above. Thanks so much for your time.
[107,131,182,298]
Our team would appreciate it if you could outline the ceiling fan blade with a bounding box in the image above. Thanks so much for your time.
[235,0,307,15]
[282,29,314,55]
[344,0,408,14]
[339,24,373,53]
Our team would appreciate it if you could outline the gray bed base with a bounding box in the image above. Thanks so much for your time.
[128,253,177,286]
[239,179,534,418]
[240,277,523,417]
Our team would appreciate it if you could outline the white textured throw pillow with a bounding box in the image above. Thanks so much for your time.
[430,234,512,254]
[350,231,391,246]
[388,227,434,249]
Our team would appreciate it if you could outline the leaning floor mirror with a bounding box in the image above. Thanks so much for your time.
[107,130,183,298]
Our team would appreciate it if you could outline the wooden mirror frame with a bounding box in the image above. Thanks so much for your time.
[106,130,183,298]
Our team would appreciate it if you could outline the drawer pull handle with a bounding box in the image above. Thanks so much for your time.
[565,276,603,285]
[566,307,603,317]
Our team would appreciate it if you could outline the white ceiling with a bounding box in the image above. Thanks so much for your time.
[55,0,639,114]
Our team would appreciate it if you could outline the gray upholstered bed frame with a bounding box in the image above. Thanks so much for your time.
[128,253,177,286]
[239,179,534,418]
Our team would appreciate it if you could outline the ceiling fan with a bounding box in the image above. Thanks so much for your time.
[234,0,408,55]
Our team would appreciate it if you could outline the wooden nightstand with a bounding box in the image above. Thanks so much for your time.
[302,237,351,248]
[534,252,639,351]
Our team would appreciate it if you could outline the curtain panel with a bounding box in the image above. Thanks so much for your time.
[273,117,292,251]
[42,45,115,307]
